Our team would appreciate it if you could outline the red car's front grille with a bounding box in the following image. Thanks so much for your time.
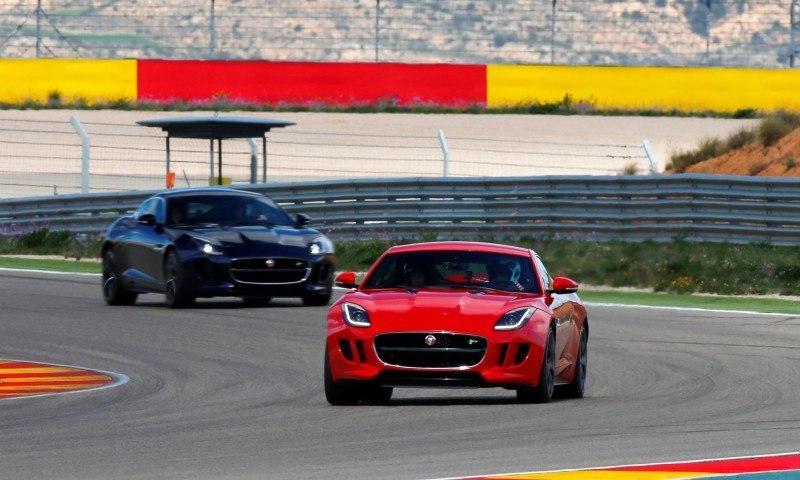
[374,333,487,368]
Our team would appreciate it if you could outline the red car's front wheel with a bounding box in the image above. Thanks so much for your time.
[324,345,361,406]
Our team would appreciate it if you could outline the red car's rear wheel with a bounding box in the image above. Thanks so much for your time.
[517,327,555,404]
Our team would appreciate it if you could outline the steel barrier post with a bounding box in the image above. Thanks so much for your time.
[247,138,258,184]
[643,139,657,174]
[70,115,90,194]
[438,130,450,177]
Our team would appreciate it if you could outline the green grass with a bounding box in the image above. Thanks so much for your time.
[580,290,800,315]
[0,95,770,118]
[2,256,797,315]
[0,256,100,274]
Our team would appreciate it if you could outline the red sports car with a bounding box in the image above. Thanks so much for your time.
[324,241,588,405]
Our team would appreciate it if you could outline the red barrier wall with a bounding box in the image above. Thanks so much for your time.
[138,60,486,106]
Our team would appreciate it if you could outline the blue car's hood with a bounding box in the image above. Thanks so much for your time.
[174,224,321,258]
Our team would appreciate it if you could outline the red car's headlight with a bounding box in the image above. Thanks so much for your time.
[342,302,371,328]
[494,307,534,331]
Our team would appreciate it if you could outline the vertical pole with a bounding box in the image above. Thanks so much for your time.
[375,0,381,62]
[643,139,658,174]
[262,136,268,184]
[69,115,90,194]
[550,0,556,65]
[217,138,223,186]
[35,0,42,58]
[166,135,172,188]
[209,0,216,58]
[209,139,215,185]
[705,0,711,65]
[792,0,797,68]
[438,129,450,178]
[247,138,258,184]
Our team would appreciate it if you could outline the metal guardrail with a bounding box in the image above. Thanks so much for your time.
[1,174,799,245]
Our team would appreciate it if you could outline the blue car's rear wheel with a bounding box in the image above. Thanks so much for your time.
[102,251,137,306]
[164,251,194,309]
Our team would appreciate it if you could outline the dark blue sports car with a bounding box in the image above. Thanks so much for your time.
[102,188,335,308]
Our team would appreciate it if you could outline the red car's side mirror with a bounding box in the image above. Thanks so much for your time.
[547,277,579,295]
[335,272,358,289]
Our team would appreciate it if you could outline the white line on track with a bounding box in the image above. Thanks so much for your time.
[0,267,100,277]
[426,450,800,480]
[586,301,797,317]
[0,357,129,402]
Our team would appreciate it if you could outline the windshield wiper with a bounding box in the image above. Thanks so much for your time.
[445,284,504,294]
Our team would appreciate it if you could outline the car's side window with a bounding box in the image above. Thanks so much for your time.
[532,254,552,292]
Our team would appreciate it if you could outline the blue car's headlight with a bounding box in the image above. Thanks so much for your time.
[309,236,334,255]
[342,302,370,328]
[494,307,534,331]
[200,242,223,256]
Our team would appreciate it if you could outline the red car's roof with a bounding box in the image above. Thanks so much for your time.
[386,241,532,257]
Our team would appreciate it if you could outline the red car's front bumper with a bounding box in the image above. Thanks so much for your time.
[327,322,547,389]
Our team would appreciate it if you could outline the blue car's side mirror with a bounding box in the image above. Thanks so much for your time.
[295,213,311,227]
[137,213,157,226]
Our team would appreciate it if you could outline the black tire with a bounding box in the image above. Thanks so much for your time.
[324,346,361,406]
[164,251,194,309]
[517,327,556,404]
[360,385,393,405]
[563,326,588,399]
[102,250,137,306]
[303,291,332,307]
[242,297,272,307]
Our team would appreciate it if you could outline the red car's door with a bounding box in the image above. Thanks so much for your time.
[532,254,573,377]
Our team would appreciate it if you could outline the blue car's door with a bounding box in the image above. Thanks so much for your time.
[125,198,168,290]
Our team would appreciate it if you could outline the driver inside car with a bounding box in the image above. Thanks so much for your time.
[488,261,523,292]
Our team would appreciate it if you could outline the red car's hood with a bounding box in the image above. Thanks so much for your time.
[343,289,547,332]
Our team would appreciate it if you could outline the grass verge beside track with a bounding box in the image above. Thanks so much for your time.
[0,256,100,274]
[3,256,800,315]
[580,290,800,315]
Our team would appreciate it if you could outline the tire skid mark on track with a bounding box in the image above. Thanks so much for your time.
[0,359,128,400]
[444,452,800,480]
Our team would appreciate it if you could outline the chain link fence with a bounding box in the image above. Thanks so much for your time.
[0,116,652,198]
[0,1,798,68]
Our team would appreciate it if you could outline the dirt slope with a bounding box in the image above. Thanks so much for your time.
[684,128,800,177]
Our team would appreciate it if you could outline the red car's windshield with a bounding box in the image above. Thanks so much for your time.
[362,251,541,294]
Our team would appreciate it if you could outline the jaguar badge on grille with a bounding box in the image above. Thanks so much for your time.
[265,259,276,268]
[424,335,437,346]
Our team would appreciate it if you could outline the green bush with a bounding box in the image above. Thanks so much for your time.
[759,111,800,146]
[725,127,757,150]
[0,229,102,260]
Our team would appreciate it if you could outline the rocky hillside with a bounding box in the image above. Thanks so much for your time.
[0,0,791,67]
[684,128,800,177]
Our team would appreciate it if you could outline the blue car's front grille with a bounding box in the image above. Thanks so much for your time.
[230,257,310,284]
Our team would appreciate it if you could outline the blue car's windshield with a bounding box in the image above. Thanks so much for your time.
[166,195,294,227]
[362,251,541,294]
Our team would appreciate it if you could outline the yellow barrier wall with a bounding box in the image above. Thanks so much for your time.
[488,65,800,112]
[0,59,136,103]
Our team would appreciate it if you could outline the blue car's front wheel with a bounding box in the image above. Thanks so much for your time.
[164,251,194,309]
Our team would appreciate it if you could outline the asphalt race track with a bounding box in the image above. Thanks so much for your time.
[1,269,799,480]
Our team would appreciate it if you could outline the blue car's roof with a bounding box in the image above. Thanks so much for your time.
[153,188,264,199]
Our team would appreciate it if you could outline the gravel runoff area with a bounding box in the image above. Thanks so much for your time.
[0,109,757,197]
